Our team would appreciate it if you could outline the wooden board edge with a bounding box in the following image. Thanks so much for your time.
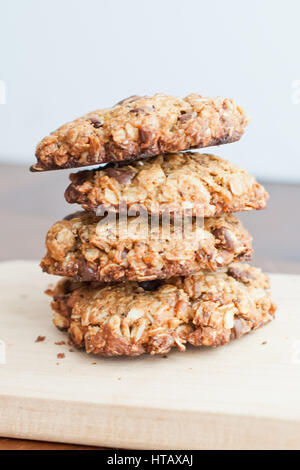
[1,394,300,450]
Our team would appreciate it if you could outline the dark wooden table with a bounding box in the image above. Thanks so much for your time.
[0,164,299,450]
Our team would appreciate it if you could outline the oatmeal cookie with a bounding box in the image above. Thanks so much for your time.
[48,263,276,357]
[65,153,268,216]
[32,94,248,171]
[41,212,253,282]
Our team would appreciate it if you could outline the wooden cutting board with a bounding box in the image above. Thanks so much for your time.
[0,260,299,450]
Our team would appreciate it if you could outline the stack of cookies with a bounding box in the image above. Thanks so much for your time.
[32,94,276,357]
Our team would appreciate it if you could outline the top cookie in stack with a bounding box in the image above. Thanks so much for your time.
[32,93,275,357]
[31,93,248,171]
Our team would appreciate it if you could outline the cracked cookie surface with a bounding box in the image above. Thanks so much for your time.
[49,263,276,357]
[32,94,248,171]
[65,153,268,216]
[41,212,253,282]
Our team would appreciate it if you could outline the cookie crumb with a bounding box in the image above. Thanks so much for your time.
[55,341,66,346]
[162,355,168,359]
[35,335,46,343]
[91,362,97,365]
[261,341,267,345]
[69,348,74,352]
[57,353,65,359]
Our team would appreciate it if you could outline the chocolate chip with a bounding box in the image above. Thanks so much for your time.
[138,280,162,291]
[78,258,97,281]
[178,112,196,123]
[212,227,237,251]
[129,107,153,114]
[228,266,255,283]
[63,211,83,221]
[138,128,152,144]
[70,170,89,185]
[65,185,82,204]
[236,249,251,261]
[116,95,141,106]
[88,117,103,128]
[61,279,76,294]
[106,167,136,185]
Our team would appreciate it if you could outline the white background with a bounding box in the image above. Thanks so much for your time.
[1,0,300,182]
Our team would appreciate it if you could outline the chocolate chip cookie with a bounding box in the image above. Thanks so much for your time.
[48,263,276,357]
[65,152,267,216]
[41,211,253,282]
[32,94,249,171]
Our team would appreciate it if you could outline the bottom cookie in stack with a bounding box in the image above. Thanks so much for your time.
[47,263,276,357]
